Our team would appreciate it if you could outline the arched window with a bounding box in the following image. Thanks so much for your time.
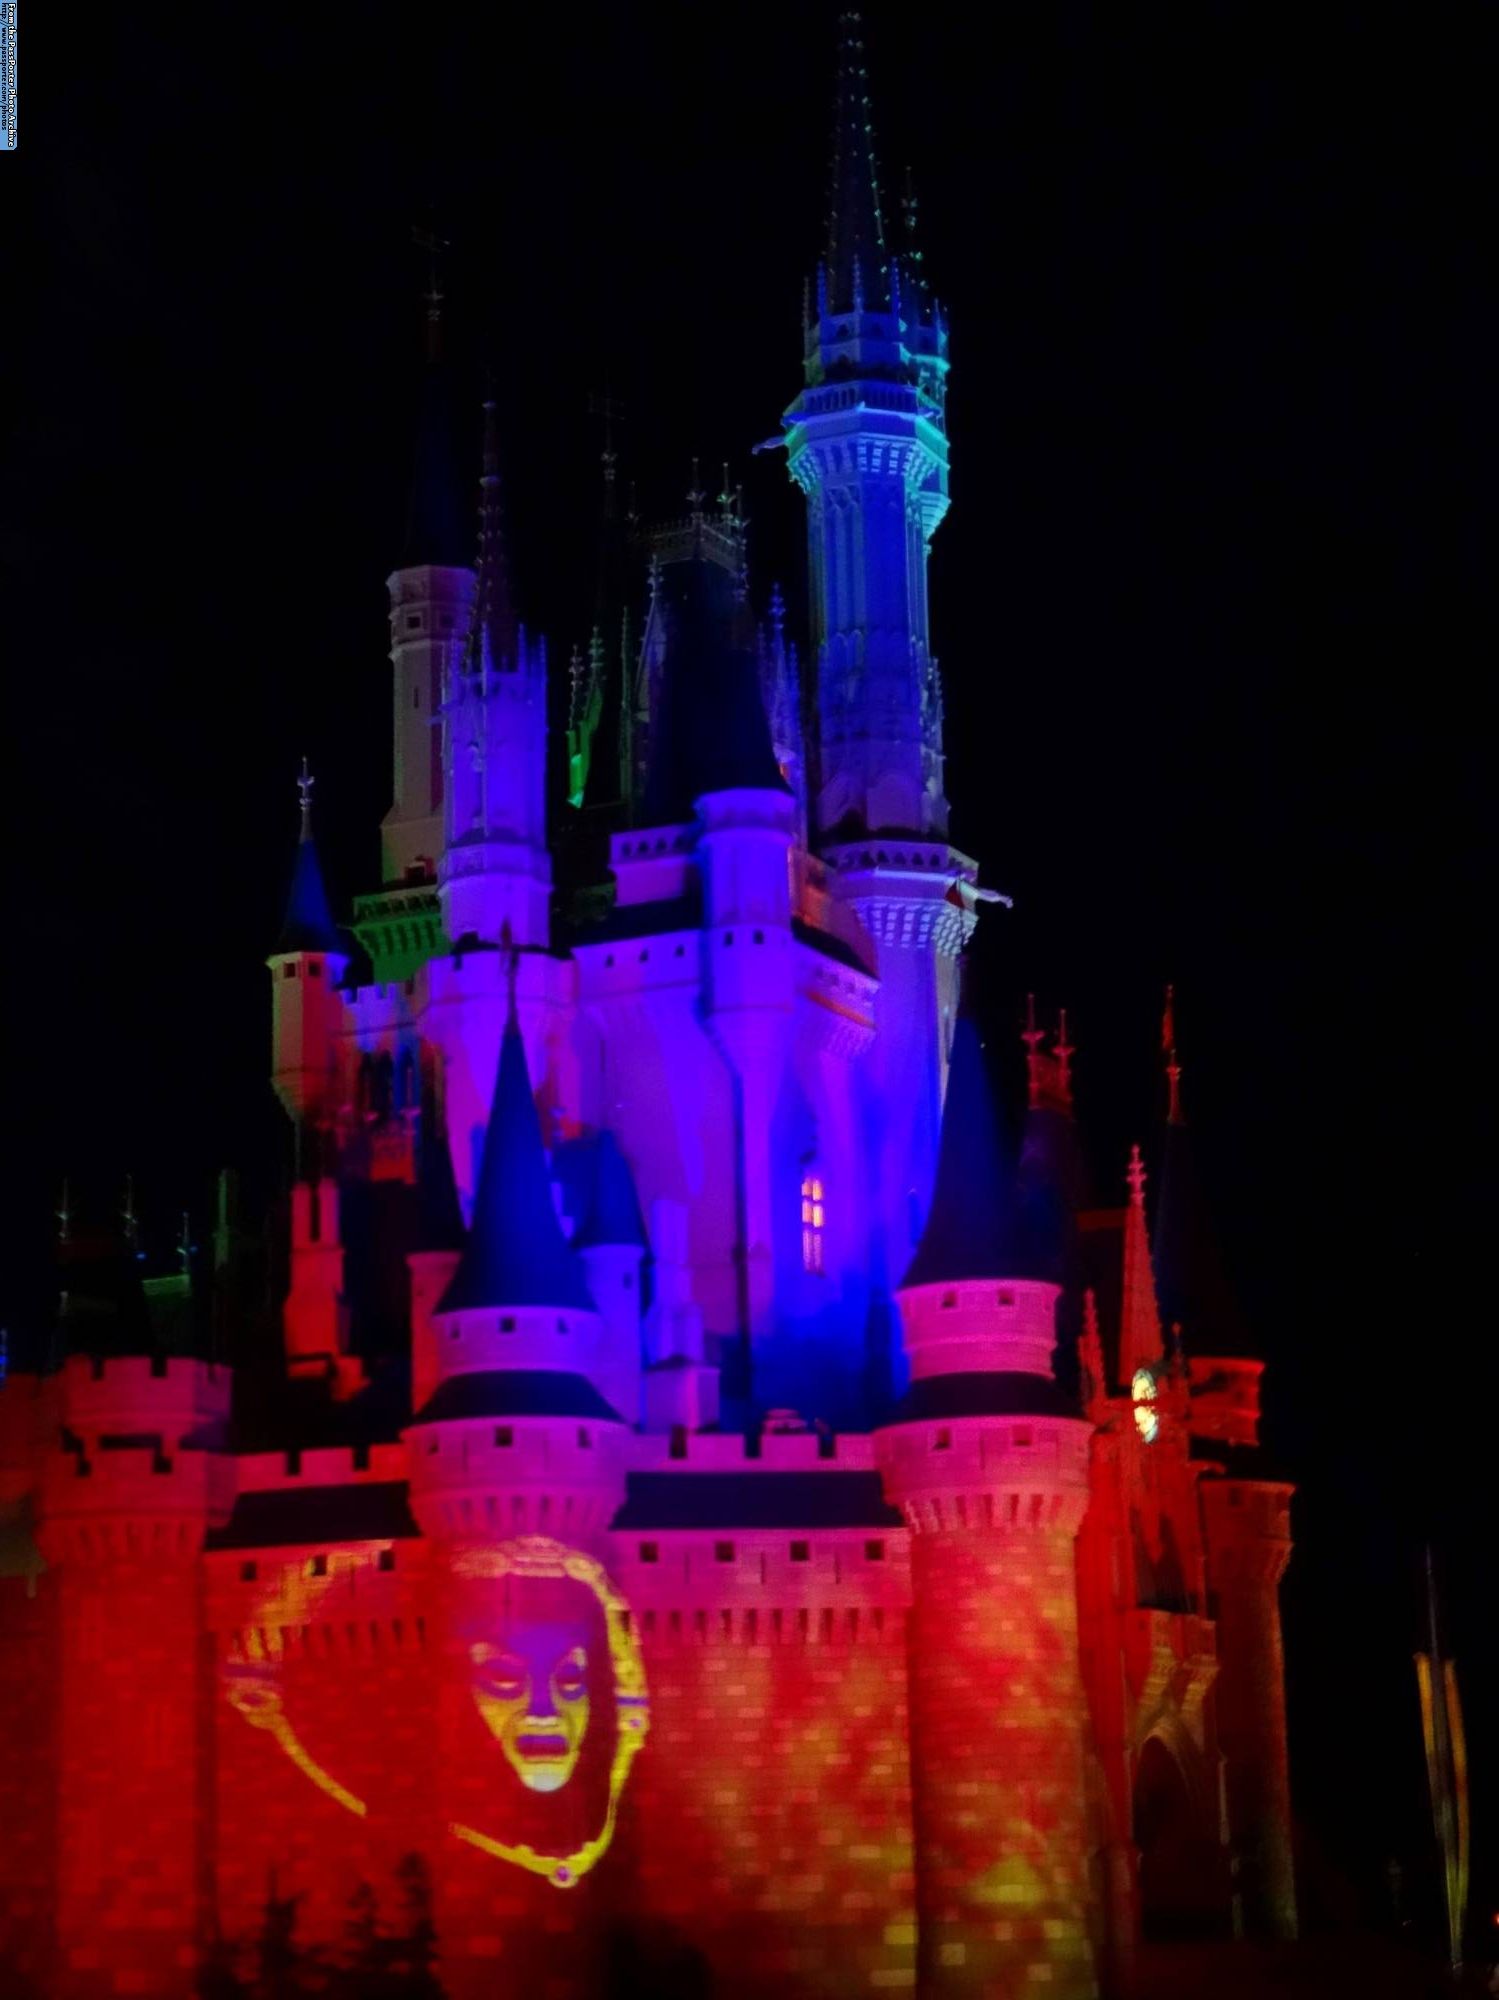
[800,1169,826,1275]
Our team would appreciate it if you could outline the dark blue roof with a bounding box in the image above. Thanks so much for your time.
[888,1371,1076,1424]
[614,1471,902,1531]
[437,1020,596,1315]
[410,1370,622,1426]
[1016,1104,1086,1288]
[414,1095,465,1254]
[903,1010,1038,1288]
[573,1130,647,1251]
[401,357,470,570]
[204,1481,420,1550]
[642,558,786,825]
[275,831,344,957]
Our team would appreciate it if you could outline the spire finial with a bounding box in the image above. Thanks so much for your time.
[823,9,889,314]
[57,1177,71,1246]
[1055,1008,1075,1102]
[1079,1288,1107,1415]
[178,1210,194,1279]
[475,379,516,675]
[1022,993,1044,1108]
[297,757,314,841]
[1162,983,1184,1125]
[412,220,449,362]
[121,1174,139,1257]
[1127,1141,1147,1208]
[687,457,705,512]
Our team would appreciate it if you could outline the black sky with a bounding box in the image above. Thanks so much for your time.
[3,0,1494,1950]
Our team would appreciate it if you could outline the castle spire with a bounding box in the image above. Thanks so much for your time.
[824,11,889,313]
[474,377,517,674]
[903,970,1022,1287]
[437,1010,593,1316]
[274,761,343,956]
[400,229,468,571]
[1118,1143,1165,1386]
[1163,983,1184,1126]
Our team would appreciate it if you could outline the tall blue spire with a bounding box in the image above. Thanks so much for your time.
[437,999,595,1315]
[903,983,1023,1288]
[274,761,343,956]
[825,11,890,314]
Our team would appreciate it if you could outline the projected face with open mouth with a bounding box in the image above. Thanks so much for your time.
[468,1623,592,1793]
[225,1536,648,1891]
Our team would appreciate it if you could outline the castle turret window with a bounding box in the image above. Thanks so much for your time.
[800,1170,826,1273]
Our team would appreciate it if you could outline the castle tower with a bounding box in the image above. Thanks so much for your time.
[405,968,633,1998]
[784,12,980,1349]
[786,9,950,842]
[571,1130,648,1430]
[267,763,350,1148]
[384,283,476,887]
[1153,1009,1297,1940]
[876,993,1098,1998]
[437,391,552,950]
[282,1177,364,1400]
[666,559,797,1376]
[36,1352,231,1998]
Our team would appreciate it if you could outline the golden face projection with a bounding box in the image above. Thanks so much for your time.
[448,1539,649,1885]
[468,1631,590,1792]
[223,1535,648,1891]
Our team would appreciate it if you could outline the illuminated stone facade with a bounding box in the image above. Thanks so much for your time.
[0,16,1295,1997]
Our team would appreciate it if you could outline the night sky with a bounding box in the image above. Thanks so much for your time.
[4,0,1493,1953]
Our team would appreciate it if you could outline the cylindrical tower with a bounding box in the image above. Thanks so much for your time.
[875,1001,1098,1998]
[36,1356,232,1998]
[1199,1474,1296,1940]
[403,992,639,1999]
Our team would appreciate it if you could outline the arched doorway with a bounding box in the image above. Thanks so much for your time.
[1134,1735,1228,1941]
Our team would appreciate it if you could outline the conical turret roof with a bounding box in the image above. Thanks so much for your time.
[437,1012,594,1315]
[274,783,344,957]
[824,11,890,314]
[642,557,786,825]
[903,991,1030,1289]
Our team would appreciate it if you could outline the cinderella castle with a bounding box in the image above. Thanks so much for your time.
[0,16,1296,1997]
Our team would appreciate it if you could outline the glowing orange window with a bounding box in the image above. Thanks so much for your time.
[800,1171,825,1273]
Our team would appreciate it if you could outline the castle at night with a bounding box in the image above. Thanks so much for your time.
[0,17,1295,1997]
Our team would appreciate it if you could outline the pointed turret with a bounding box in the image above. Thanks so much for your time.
[573,1131,647,1252]
[825,11,890,314]
[269,764,350,1134]
[474,381,517,674]
[902,998,1019,1290]
[1016,998,1085,1289]
[384,244,477,885]
[1118,1145,1165,1388]
[437,996,593,1317]
[400,232,468,570]
[1151,989,1252,1355]
[274,761,344,957]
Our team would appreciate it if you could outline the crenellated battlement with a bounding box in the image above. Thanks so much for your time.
[234,1442,410,1492]
[609,1524,909,1621]
[627,1428,878,1473]
[407,1415,627,1545]
[877,1413,1093,1535]
[58,1352,231,1443]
